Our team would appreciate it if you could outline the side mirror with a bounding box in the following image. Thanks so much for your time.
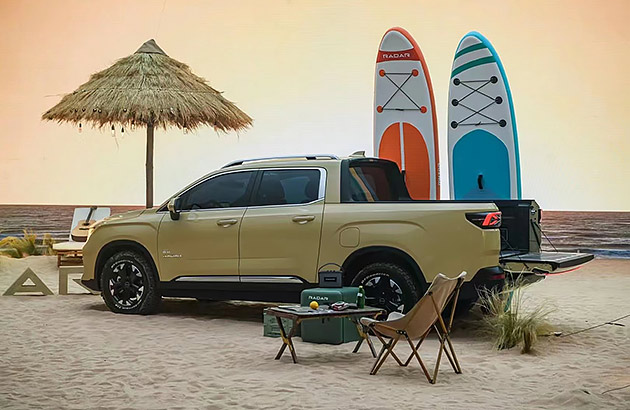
[168,197,181,220]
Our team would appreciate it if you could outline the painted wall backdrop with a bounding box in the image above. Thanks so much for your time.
[0,0,628,211]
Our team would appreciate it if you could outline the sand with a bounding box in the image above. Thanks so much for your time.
[0,256,628,410]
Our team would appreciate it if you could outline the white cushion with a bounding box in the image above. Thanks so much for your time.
[52,241,85,252]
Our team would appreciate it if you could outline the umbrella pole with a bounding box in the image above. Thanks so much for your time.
[146,124,154,208]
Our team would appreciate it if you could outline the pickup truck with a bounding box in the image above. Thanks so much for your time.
[81,154,591,315]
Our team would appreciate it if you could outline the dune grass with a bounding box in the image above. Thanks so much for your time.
[477,279,553,353]
[0,230,55,258]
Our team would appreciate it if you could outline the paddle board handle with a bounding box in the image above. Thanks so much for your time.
[477,174,484,190]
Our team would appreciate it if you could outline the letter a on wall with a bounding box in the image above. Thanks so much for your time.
[3,268,53,296]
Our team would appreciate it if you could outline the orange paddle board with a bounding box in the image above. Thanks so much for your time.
[373,27,439,199]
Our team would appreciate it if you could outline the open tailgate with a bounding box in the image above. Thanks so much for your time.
[494,200,594,275]
[500,250,594,274]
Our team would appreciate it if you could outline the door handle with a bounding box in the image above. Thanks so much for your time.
[217,218,238,227]
[292,215,315,224]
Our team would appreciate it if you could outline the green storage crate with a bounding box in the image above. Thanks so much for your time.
[263,310,299,338]
[300,287,360,344]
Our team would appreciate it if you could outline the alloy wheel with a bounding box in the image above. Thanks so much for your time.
[361,274,405,313]
[108,261,145,308]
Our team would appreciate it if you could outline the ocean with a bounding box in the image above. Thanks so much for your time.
[0,205,628,259]
[0,205,143,242]
[538,211,630,259]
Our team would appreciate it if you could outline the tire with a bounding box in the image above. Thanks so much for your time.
[350,262,422,314]
[100,250,161,314]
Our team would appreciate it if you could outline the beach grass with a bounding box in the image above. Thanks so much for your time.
[0,230,55,258]
[477,278,554,353]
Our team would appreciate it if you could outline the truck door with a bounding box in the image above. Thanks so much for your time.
[157,170,255,282]
[239,168,325,284]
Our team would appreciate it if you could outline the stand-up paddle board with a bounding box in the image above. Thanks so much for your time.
[374,27,439,200]
[448,31,521,200]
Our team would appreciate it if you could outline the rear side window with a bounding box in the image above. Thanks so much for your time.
[347,164,396,201]
[254,169,321,206]
[179,171,254,210]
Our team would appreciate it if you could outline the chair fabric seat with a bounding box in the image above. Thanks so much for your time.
[363,271,467,383]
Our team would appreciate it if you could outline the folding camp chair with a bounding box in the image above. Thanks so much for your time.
[361,271,466,383]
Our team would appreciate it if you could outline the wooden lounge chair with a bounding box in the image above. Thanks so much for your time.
[361,271,467,383]
[52,207,110,266]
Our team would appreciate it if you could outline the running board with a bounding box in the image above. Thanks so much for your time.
[173,275,307,284]
[500,251,594,274]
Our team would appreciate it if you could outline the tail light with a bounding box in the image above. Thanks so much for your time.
[466,211,502,229]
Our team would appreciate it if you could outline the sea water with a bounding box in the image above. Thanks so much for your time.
[539,211,630,259]
[0,205,142,242]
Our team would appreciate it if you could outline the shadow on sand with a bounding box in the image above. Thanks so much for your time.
[85,297,489,333]
[86,298,279,323]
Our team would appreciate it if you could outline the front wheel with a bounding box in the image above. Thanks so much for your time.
[100,250,161,314]
[350,262,422,314]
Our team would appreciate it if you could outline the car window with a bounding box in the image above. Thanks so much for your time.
[347,164,395,202]
[179,171,254,210]
[254,169,321,206]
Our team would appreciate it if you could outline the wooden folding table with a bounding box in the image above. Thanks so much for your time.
[265,306,385,364]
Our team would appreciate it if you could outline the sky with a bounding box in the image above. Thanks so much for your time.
[0,0,629,210]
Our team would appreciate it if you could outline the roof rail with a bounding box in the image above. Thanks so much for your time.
[222,154,340,168]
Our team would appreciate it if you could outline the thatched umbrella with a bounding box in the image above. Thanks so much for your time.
[43,39,252,208]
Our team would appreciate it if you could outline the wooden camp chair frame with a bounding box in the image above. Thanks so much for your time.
[366,276,464,384]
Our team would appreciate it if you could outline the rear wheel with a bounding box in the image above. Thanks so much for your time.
[350,262,422,314]
[100,250,161,314]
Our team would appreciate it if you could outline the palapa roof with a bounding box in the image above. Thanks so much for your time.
[42,39,252,131]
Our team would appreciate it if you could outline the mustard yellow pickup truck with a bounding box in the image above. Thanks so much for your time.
[81,154,590,314]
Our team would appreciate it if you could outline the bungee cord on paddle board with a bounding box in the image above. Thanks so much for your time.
[376,70,427,113]
[450,76,507,129]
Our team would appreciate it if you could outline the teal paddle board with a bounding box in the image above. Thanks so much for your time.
[447,31,521,200]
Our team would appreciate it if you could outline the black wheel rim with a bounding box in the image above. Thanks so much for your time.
[109,261,145,308]
[361,275,404,313]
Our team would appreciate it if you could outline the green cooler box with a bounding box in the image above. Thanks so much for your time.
[300,287,360,344]
[262,310,300,338]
